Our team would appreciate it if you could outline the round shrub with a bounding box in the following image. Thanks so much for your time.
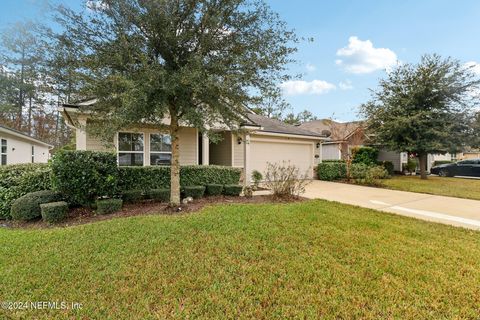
[11,190,62,221]
[40,201,69,223]
[183,186,205,199]
[122,190,143,203]
[146,189,170,202]
[96,198,123,215]
[205,184,223,196]
[223,185,243,196]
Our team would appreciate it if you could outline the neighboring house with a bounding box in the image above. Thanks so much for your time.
[299,119,408,172]
[299,119,365,161]
[59,99,327,183]
[0,125,52,166]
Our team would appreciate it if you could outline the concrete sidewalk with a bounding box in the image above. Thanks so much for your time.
[304,180,480,230]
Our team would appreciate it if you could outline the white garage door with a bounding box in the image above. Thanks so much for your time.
[249,139,314,179]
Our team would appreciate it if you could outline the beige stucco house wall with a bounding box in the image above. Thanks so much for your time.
[0,125,52,166]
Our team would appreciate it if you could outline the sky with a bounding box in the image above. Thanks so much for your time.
[1,0,480,121]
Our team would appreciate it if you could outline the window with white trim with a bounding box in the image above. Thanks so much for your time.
[118,132,144,166]
[31,145,35,163]
[1,139,6,165]
[150,133,172,165]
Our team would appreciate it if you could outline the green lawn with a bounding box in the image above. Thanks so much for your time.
[382,175,480,200]
[1,200,480,319]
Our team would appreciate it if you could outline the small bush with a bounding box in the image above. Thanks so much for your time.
[183,186,206,199]
[352,147,379,166]
[317,162,347,181]
[379,161,395,176]
[322,159,346,163]
[206,184,223,196]
[251,170,263,190]
[406,159,417,173]
[223,185,243,196]
[11,190,62,221]
[351,164,388,186]
[96,198,123,215]
[263,161,310,199]
[40,201,69,223]
[146,189,170,202]
[51,151,118,206]
[122,190,143,203]
[0,164,52,219]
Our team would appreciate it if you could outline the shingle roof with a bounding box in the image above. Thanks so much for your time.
[245,113,325,138]
[299,119,363,140]
[62,99,325,138]
[0,124,53,147]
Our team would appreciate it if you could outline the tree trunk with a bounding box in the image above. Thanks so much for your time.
[418,152,428,180]
[27,96,32,135]
[169,111,181,206]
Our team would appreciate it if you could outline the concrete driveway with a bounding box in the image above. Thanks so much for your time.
[304,180,480,230]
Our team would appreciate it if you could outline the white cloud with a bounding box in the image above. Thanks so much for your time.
[280,80,336,96]
[306,63,316,73]
[336,36,397,74]
[465,61,480,75]
[339,80,353,90]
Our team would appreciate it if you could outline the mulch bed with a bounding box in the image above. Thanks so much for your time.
[1,195,305,230]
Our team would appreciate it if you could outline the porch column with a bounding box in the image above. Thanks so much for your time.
[76,118,87,151]
[201,133,209,165]
[243,133,251,186]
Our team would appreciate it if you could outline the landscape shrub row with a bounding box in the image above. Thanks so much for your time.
[121,183,243,204]
[317,162,390,185]
[0,151,244,220]
[117,165,242,192]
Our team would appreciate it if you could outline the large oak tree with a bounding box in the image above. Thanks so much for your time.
[361,54,479,179]
[52,0,297,205]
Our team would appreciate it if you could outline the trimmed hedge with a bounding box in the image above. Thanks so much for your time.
[224,184,243,196]
[96,198,123,215]
[183,186,206,199]
[40,201,69,223]
[118,165,241,192]
[146,189,170,202]
[317,162,347,181]
[206,184,223,196]
[11,190,62,221]
[51,151,118,206]
[0,164,52,219]
[122,190,143,203]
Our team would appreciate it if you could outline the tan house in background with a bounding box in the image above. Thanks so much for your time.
[59,99,327,183]
[299,119,408,172]
[0,125,52,166]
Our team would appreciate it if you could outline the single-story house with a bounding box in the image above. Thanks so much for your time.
[299,119,408,172]
[59,99,327,184]
[0,125,52,166]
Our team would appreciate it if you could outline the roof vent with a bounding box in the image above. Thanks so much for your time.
[321,130,332,137]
